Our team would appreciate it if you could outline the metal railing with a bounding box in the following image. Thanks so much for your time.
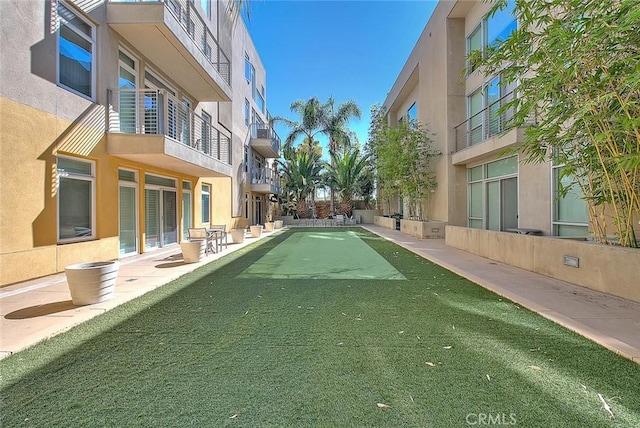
[108,89,231,165]
[453,91,534,152]
[108,0,231,85]
[249,123,281,156]
[250,166,281,193]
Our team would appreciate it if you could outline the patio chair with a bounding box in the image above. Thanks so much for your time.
[188,227,215,254]
[209,224,228,251]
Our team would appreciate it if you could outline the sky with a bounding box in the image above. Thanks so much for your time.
[242,0,438,156]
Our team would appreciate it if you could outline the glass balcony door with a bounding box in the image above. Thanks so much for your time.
[145,187,178,250]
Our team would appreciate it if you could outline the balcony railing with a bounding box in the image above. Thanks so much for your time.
[249,123,281,158]
[454,91,535,153]
[250,166,281,193]
[108,89,231,164]
[108,0,230,85]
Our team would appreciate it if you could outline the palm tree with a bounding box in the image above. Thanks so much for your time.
[322,97,361,216]
[324,147,369,218]
[279,150,323,219]
[274,97,329,216]
[275,97,327,155]
[323,97,361,154]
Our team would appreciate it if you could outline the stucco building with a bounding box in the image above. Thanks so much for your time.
[0,0,280,286]
[381,0,638,302]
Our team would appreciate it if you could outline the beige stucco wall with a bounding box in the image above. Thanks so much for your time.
[446,226,640,303]
[400,219,447,239]
[381,1,465,224]
[374,216,396,230]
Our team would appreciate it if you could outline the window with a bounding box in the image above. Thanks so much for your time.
[467,25,482,72]
[468,166,484,229]
[57,156,95,241]
[119,49,138,133]
[552,164,589,237]
[466,0,516,72]
[257,90,265,114]
[57,2,95,99]
[468,89,483,145]
[244,99,250,126]
[244,54,251,82]
[119,169,138,256]
[201,0,211,19]
[250,64,256,100]
[466,75,517,146]
[202,184,211,224]
[182,181,192,240]
[244,193,249,220]
[467,156,518,231]
[251,108,258,128]
[486,0,517,49]
[244,54,258,106]
[407,103,417,121]
[244,145,249,173]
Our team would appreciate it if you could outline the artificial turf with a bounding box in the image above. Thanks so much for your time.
[1,228,639,427]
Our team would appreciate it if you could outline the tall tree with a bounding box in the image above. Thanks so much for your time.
[472,0,640,247]
[275,97,327,155]
[322,97,362,215]
[369,111,440,219]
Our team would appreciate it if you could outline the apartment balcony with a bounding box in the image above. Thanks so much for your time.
[250,167,281,195]
[452,92,535,165]
[107,89,232,177]
[249,123,281,159]
[107,0,231,102]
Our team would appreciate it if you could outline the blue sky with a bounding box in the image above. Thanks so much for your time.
[243,0,437,155]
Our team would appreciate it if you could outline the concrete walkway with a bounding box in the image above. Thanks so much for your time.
[1,225,639,364]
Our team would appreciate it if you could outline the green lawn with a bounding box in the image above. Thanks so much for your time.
[2,228,639,427]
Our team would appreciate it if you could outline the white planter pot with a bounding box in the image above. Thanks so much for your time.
[230,229,245,244]
[65,261,120,306]
[181,239,206,263]
[264,222,274,232]
[274,220,283,229]
[250,225,262,238]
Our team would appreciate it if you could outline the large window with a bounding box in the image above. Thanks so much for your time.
[466,75,517,146]
[244,99,250,126]
[119,169,138,256]
[466,0,516,72]
[119,49,138,133]
[202,184,211,224]
[57,156,95,242]
[57,2,95,99]
[467,156,518,231]
[486,0,517,49]
[552,164,589,237]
